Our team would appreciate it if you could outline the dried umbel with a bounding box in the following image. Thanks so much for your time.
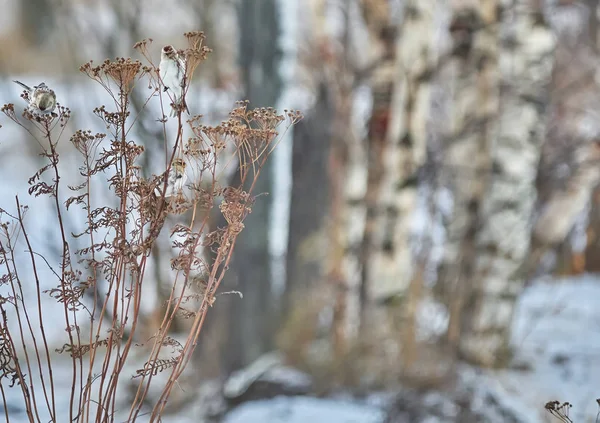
[182,31,212,80]
[220,186,252,234]
[544,401,573,423]
[70,129,106,157]
[184,31,205,50]
[80,57,150,95]
[133,37,153,55]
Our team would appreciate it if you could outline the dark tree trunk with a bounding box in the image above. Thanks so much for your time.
[20,0,54,46]
[283,83,333,313]
[219,0,283,372]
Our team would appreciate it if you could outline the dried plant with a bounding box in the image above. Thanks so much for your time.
[0,32,302,422]
[545,400,574,423]
[544,398,600,423]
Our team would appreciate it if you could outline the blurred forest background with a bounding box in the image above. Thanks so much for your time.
[2,0,600,421]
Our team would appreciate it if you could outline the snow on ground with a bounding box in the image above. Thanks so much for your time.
[3,271,600,422]
[216,274,600,422]
[223,396,386,423]
[481,274,600,422]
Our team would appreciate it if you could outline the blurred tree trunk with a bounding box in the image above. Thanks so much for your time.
[587,0,599,51]
[20,0,54,46]
[528,4,600,277]
[359,0,396,319]
[533,143,600,273]
[363,0,435,302]
[360,2,438,375]
[284,84,333,300]
[451,1,556,366]
[281,0,347,362]
[390,0,438,374]
[326,1,364,358]
[440,0,500,358]
[193,0,238,89]
[281,83,333,360]
[585,182,600,272]
[282,0,365,366]
[218,0,282,372]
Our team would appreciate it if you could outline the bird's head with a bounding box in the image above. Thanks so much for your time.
[161,45,177,60]
[172,158,186,172]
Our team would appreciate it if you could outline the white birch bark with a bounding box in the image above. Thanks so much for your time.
[331,0,376,348]
[459,1,555,366]
[441,0,500,350]
[366,0,438,302]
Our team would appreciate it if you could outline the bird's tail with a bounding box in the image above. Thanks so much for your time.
[13,80,31,92]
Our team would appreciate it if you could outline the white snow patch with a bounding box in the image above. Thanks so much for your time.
[223,396,386,423]
[474,274,600,422]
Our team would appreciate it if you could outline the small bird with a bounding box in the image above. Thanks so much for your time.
[155,158,187,199]
[159,45,189,117]
[13,80,57,115]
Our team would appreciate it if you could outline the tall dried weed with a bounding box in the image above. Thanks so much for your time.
[0,32,301,422]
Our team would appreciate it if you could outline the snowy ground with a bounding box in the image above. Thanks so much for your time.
[213,274,600,422]
[490,274,600,422]
[2,274,600,422]
[223,397,385,423]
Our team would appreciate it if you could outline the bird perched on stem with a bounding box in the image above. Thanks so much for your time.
[159,45,189,117]
[155,158,187,199]
[13,80,57,115]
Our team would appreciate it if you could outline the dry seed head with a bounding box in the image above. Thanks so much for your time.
[133,38,153,52]
[17,89,31,103]
[103,58,143,92]
[182,49,202,81]
[184,31,205,50]
[182,31,212,80]
[80,58,143,93]
[70,130,106,155]
[219,187,251,233]
[1,104,16,121]
[80,60,100,78]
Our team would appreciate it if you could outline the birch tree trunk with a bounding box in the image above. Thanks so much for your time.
[441,0,500,353]
[458,1,555,366]
[364,1,437,304]
[360,0,396,313]
[326,0,368,359]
